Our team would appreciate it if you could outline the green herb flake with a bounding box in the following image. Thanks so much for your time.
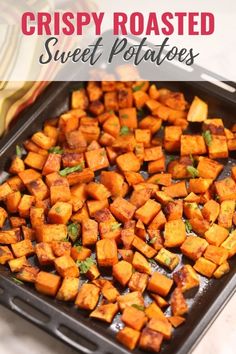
[150,237,157,244]
[75,245,83,252]
[190,154,195,165]
[121,114,129,119]
[16,145,23,158]
[59,163,84,177]
[12,277,24,285]
[132,82,145,92]
[148,258,156,266]
[131,304,145,311]
[185,220,192,233]
[110,222,122,232]
[187,165,199,178]
[77,257,96,274]
[168,155,175,162]
[163,255,172,266]
[120,126,130,136]
[202,130,212,146]
[67,223,80,242]
[109,110,114,115]
[137,109,145,119]
[155,179,160,184]
[55,207,61,213]
[48,146,64,155]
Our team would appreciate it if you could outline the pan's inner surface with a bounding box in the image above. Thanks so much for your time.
[0,81,236,354]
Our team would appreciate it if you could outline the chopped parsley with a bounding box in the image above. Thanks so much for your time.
[187,166,199,178]
[16,145,23,158]
[120,126,130,136]
[131,304,145,311]
[110,222,122,231]
[148,258,156,266]
[168,155,176,162]
[12,277,24,285]
[132,82,145,92]
[59,163,84,176]
[202,130,212,146]
[150,237,157,244]
[77,257,96,274]
[67,223,80,242]
[185,220,192,233]
[55,207,61,213]
[48,146,64,154]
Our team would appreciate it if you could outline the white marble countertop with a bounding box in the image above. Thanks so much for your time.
[0,292,235,354]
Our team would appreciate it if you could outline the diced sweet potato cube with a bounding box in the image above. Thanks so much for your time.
[116,326,140,351]
[22,226,35,241]
[168,316,186,328]
[30,207,45,228]
[147,272,173,297]
[133,90,149,109]
[0,246,14,264]
[145,302,166,320]
[147,317,172,340]
[85,148,109,171]
[31,131,54,150]
[17,266,39,283]
[11,239,34,258]
[100,171,126,198]
[0,207,8,228]
[163,181,188,198]
[218,200,235,229]
[118,291,144,312]
[139,116,162,134]
[9,156,25,175]
[204,224,229,246]
[151,294,168,308]
[139,327,163,353]
[101,281,120,302]
[173,264,200,292]
[148,157,166,174]
[103,115,120,138]
[112,260,133,286]
[10,217,26,228]
[0,229,21,244]
[193,257,217,277]
[35,242,55,265]
[96,239,118,267]
[164,219,186,247]
[135,129,151,147]
[144,146,163,162]
[75,283,100,310]
[81,219,98,246]
[121,306,148,331]
[215,177,236,202]
[165,200,183,221]
[148,210,167,230]
[208,135,228,159]
[90,302,119,323]
[54,255,79,278]
[24,152,47,170]
[8,256,30,272]
[42,153,61,175]
[128,272,149,293]
[187,96,208,122]
[18,169,41,185]
[18,195,35,218]
[180,236,208,261]
[71,245,91,261]
[135,199,161,225]
[197,157,223,180]
[202,199,220,223]
[27,178,49,201]
[48,202,72,224]
[130,188,152,208]
[0,182,13,201]
[35,271,61,296]
[204,245,228,265]
[170,288,188,316]
[36,224,67,243]
[132,251,151,275]
[214,262,230,279]
[221,230,236,258]
[181,135,207,156]
[110,197,136,223]
[86,182,111,200]
[116,152,140,172]
[56,277,79,301]
[132,236,157,258]
[190,217,210,236]
[6,191,21,213]
[155,248,179,271]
